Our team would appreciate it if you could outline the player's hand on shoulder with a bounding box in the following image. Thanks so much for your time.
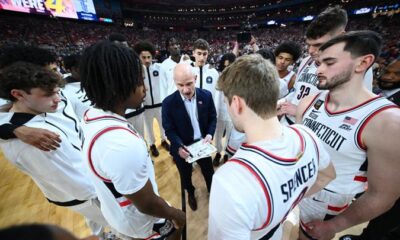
[14,126,61,151]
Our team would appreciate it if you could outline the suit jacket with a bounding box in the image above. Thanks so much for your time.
[162,88,217,158]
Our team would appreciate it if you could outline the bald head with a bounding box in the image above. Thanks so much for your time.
[173,63,197,99]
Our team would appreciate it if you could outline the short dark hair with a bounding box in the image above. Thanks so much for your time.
[306,6,348,40]
[193,39,209,51]
[133,41,156,56]
[108,33,127,42]
[274,41,302,62]
[0,62,65,101]
[165,37,178,49]
[256,48,276,64]
[80,41,143,111]
[63,54,81,70]
[0,45,57,69]
[218,53,236,72]
[320,30,382,60]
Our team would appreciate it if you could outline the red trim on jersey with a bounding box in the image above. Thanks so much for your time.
[301,93,322,118]
[229,159,272,230]
[84,110,129,123]
[226,145,237,153]
[324,94,382,115]
[300,220,309,231]
[356,105,399,150]
[242,128,304,162]
[328,204,348,212]
[88,126,140,182]
[354,176,368,182]
[119,199,133,207]
[144,233,161,240]
[298,128,320,164]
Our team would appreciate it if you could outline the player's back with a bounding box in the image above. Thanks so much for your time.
[209,125,329,240]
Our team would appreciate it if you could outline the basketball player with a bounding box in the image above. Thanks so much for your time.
[339,58,400,240]
[133,41,170,157]
[63,54,91,107]
[0,62,108,236]
[208,54,335,240]
[191,39,219,97]
[278,6,373,126]
[80,40,185,239]
[159,37,191,101]
[296,31,400,240]
[0,45,88,151]
[274,41,302,96]
[109,33,146,137]
[190,39,223,166]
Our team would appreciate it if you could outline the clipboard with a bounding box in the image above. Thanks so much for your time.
[185,140,217,163]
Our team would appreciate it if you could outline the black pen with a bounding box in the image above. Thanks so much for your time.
[180,144,193,158]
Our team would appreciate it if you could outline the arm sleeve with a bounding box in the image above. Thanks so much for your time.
[95,130,150,195]
[0,113,17,140]
[0,123,18,140]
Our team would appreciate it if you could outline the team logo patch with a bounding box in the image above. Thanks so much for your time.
[343,116,358,125]
[314,100,324,110]
[309,112,318,120]
[153,70,159,77]
[339,124,352,131]
[206,76,213,84]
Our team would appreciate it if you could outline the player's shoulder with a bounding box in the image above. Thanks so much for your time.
[366,103,400,129]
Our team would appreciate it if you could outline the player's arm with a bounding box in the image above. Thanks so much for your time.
[295,94,317,123]
[306,108,400,240]
[0,115,61,151]
[124,180,186,229]
[297,125,336,198]
[101,131,186,229]
[305,162,335,198]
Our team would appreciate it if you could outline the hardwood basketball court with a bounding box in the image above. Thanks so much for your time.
[0,122,365,239]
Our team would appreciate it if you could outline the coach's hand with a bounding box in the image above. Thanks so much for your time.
[202,134,212,144]
[14,126,61,151]
[178,146,190,159]
[305,220,336,240]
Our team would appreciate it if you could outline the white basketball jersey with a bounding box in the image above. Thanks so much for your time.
[192,64,219,101]
[144,63,162,107]
[81,108,160,237]
[282,56,374,126]
[219,125,328,240]
[279,70,296,96]
[302,91,397,194]
[63,82,91,108]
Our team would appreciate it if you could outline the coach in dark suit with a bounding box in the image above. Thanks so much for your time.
[162,63,216,211]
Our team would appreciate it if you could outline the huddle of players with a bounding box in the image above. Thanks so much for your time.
[0,5,399,240]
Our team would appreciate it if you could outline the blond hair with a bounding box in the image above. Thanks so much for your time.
[217,54,279,118]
